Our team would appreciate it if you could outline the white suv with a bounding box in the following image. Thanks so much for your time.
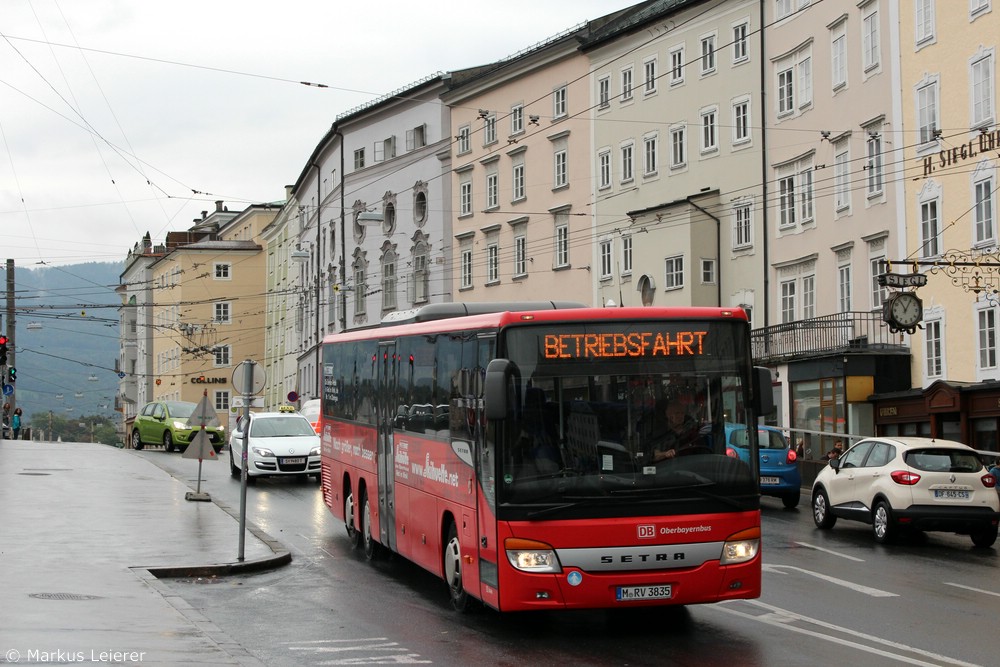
[811,437,999,547]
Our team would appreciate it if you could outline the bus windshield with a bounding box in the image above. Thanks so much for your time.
[498,320,758,518]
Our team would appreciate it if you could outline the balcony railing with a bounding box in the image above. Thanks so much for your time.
[750,311,908,365]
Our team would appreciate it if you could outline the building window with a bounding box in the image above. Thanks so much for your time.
[831,22,847,89]
[779,175,796,227]
[866,130,884,196]
[972,53,994,128]
[460,181,472,216]
[701,259,716,284]
[555,224,569,267]
[701,107,717,153]
[620,68,633,102]
[214,263,231,280]
[871,257,888,309]
[214,391,230,411]
[643,134,658,176]
[778,67,794,114]
[554,149,568,188]
[862,8,880,71]
[665,255,684,290]
[458,125,470,154]
[374,135,396,162]
[486,173,499,209]
[776,0,793,20]
[917,81,939,144]
[553,86,567,118]
[800,167,814,221]
[460,249,472,289]
[514,234,526,277]
[354,265,366,316]
[733,98,750,144]
[802,275,815,319]
[414,190,427,223]
[700,34,716,75]
[838,263,852,312]
[622,235,632,274]
[354,148,365,169]
[406,124,426,150]
[512,163,525,201]
[777,48,812,115]
[834,142,851,212]
[780,279,796,323]
[484,114,497,145]
[979,307,998,370]
[621,142,634,182]
[644,58,657,94]
[669,47,684,85]
[214,302,230,324]
[486,243,499,283]
[925,318,943,378]
[916,0,935,44]
[733,22,749,63]
[598,77,610,107]
[413,252,428,304]
[598,150,612,189]
[600,240,613,279]
[921,198,941,257]
[734,202,753,249]
[976,174,996,246]
[213,345,231,367]
[382,254,396,311]
[511,104,524,134]
[670,125,686,169]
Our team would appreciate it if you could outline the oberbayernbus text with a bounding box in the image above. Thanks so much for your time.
[318,302,773,612]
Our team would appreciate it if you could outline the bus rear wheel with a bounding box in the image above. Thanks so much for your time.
[344,490,361,549]
[444,522,469,612]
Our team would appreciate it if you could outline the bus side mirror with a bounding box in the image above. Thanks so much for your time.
[484,358,514,421]
[752,366,775,417]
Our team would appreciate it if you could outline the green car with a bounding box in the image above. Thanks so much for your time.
[131,400,226,453]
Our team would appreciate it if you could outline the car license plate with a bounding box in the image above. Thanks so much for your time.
[934,489,970,499]
[760,476,780,485]
[616,584,672,601]
[282,457,306,464]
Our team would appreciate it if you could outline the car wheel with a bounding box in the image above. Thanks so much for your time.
[163,431,174,453]
[229,448,240,478]
[444,522,470,612]
[131,430,143,451]
[782,489,801,509]
[362,492,381,561]
[812,488,836,529]
[872,500,896,544]
[971,524,998,548]
[344,490,361,549]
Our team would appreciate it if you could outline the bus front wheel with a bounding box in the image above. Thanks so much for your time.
[362,492,381,561]
[444,522,469,612]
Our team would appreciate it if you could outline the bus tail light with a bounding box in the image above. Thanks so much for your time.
[505,538,562,573]
[720,527,760,565]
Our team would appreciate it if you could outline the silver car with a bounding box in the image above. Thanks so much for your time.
[229,411,321,483]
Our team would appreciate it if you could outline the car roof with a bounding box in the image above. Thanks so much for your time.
[249,411,309,420]
[853,436,974,451]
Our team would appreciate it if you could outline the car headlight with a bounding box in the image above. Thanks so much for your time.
[172,421,189,430]
[252,447,275,457]
[720,527,760,565]
[505,538,562,573]
[310,446,320,456]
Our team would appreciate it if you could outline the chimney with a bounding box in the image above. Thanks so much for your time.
[215,200,224,212]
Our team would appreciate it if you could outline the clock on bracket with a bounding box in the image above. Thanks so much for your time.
[884,291,923,331]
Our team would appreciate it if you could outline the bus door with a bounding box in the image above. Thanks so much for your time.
[376,341,397,553]
[472,333,499,605]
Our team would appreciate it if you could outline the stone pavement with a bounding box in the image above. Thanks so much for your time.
[0,440,290,666]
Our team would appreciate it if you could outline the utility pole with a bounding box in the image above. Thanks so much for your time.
[5,259,15,425]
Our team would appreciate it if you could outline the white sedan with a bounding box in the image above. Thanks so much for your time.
[229,411,321,482]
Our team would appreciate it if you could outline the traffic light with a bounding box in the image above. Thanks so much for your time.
[0,335,7,365]
[7,367,14,383]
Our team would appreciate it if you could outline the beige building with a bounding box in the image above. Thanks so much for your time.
[145,202,275,429]
[582,0,765,315]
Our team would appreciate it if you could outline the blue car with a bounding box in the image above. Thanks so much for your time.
[725,424,801,508]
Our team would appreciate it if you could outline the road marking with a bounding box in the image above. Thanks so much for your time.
[793,541,865,562]
[717,600,980,666]
[944,582,1000,597]
[284,638,432,664]
[763,564,897,597]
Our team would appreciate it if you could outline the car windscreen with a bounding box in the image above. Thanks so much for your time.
[165,402,195,418]
[250,416,315,438]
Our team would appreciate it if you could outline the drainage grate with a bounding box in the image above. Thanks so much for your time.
[29,593,102,601]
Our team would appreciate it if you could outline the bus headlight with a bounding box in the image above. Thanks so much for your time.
[505,538,562,573]
[720,527,760,565]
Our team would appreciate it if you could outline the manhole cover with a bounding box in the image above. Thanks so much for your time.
[29,593,101,601]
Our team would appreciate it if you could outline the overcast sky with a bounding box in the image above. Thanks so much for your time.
[1,0,639,268]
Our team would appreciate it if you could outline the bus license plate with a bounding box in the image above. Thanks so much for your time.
[760,476,780,485]
[934,489,970,499]
[616,584,672,601]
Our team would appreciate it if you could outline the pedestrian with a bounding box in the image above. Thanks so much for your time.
[824,440,844,461]
[989,457,1000,480]
[11,408,21,440]
[794,437,805,459]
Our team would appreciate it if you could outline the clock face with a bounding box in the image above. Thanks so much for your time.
[890,293,922,327]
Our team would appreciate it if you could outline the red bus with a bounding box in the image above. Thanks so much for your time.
[319,302,773,612]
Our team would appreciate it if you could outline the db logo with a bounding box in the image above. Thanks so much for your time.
[637,524,656,539]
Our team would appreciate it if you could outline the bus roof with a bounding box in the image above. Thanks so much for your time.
[323,305,748,344]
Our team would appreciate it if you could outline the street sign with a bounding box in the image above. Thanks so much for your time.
[182,429,218,460]
[2,384,11,396]
[231,396,264,408]
[232,360,266,395]
[878,272,927,288]
[287,391,299,402]
[192,395,221,428]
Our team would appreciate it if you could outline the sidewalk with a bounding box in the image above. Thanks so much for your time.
[0,440,289,666]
